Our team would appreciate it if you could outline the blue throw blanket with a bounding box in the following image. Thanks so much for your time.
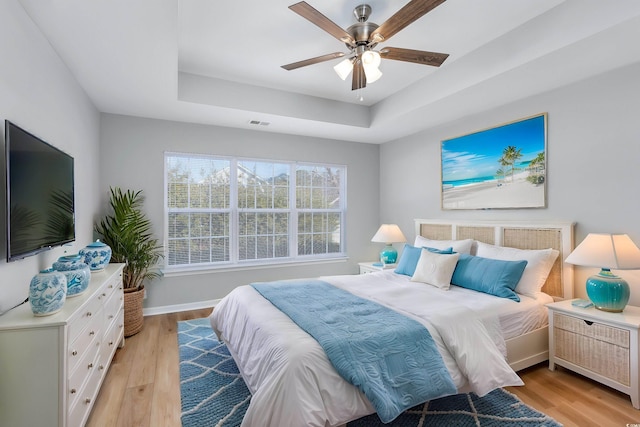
[251,280,457,423]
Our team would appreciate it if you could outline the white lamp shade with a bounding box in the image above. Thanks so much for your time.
[361,51,382,83]
[363,65,382,83]
[333,58,353,81]
[361,50,381,68]
[565,233,640,270]
[371,224,406,244]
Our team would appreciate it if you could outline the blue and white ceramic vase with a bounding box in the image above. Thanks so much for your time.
[53,254,91,298]
[30,268,67,316]
[79,240,112,272]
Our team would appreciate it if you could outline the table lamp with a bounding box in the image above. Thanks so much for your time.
[564,233,640,312]
[371,224,406,265]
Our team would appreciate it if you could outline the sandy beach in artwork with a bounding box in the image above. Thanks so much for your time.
[442,171,544,209]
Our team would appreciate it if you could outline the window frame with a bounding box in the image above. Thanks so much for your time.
[163,152,347,274]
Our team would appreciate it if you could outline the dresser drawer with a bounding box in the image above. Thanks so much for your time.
[100,314,124,369]
[104,283,124,323]
[554,313,630,385]
[104,274,124,297]
[68,336,101,409]
[68,293,103,344]
[68,350,103,427]
[68,308,103,373]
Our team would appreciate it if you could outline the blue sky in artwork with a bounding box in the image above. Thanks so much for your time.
[441,115,546,182]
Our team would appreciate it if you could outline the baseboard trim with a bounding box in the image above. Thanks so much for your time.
[143,299,221,317]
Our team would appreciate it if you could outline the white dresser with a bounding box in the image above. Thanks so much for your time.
[0,263,125,427]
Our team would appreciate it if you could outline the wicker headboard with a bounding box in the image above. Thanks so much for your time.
[414,219,575,300]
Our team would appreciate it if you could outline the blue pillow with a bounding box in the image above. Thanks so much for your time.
[451,254,527,302]
[394,244,454,276]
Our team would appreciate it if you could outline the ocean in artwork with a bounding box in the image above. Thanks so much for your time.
[441,115,546,209]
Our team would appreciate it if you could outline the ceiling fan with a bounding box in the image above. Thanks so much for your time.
[281,0,449,91]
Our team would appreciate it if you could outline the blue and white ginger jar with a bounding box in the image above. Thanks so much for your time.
[30,268,67,316]
[53,254,91,297]
[79,240,112,272]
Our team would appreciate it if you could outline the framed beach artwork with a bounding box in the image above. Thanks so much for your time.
[441,113,547,210]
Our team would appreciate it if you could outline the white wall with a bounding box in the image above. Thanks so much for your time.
[380,61,640,304]
[99,114,380,309]
[0,0,100,313]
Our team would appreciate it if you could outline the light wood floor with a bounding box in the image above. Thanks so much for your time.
[88,308,640,427]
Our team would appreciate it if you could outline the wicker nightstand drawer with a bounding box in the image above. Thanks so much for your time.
[554,312,629,347]
[554,326,630,385]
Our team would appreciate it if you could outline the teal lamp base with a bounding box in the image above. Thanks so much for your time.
[586,268,630,313]
[380,244,398,265]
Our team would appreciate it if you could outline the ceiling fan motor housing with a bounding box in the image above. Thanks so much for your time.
[347,4,378,47]
[347,21,378,46]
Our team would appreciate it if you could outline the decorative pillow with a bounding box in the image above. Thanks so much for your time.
[475,242,559,298]
[414,236,474,255]
[394,244,453,276]
[411,250,460,289]
[450,254,527,302]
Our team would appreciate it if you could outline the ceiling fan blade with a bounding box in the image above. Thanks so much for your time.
[380,47,449,67]
[281,52,346,71]
[289,2,355,46]
[370,0,446,43]
[351,59,366,90]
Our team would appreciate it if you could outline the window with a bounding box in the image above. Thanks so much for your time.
[165,153,346,270]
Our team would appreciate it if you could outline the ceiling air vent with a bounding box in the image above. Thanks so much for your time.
[248,120,270,126]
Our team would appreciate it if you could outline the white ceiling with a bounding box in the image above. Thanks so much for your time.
[17,0,640,143]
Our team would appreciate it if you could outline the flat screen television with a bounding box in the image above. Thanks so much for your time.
[5,120,75,261]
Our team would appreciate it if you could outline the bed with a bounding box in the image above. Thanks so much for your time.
[210,219,575,427]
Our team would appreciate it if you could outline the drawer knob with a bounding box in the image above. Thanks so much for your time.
[85,398,91,404]
[109,341,114,346]
[72,350,78,356]
[108,284,114,289]
[70,388,77,394]
[108,315,114,320]
[86,311,92,317]
[99,364,105,371]
[88,363,94,369]
[89,330,95,336]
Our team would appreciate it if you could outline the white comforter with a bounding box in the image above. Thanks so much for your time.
[210,271,524,427]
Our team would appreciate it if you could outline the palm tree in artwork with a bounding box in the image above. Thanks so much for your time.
[500,145,523,182]
[531,152,545,174]
[526,152,546,185]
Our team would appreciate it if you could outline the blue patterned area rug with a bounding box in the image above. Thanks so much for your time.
[178,318,561,427]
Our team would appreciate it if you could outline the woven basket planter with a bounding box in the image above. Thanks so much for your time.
[124,286,145,337]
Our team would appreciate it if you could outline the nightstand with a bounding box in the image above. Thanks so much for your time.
[547,299,640,409]
[358,262,396,274]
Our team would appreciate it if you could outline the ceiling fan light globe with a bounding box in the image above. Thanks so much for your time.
[363,65,382,83]
[334,58,353,80]
[361,50,381,68]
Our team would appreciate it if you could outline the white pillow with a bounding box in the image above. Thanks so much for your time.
[414,236,474,255]
[475,242,559,298]
[411,249,460,290]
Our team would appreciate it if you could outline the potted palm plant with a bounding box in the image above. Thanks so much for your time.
[95,187,163,337]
